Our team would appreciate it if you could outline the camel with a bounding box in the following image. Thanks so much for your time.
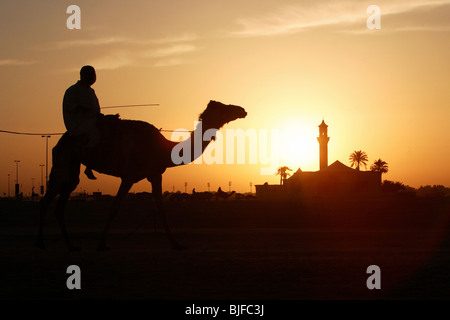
[169,192,190,202]
[215,187,235,200]
[237,193,256,200]
[36,100,247,251]
[192,188,215,201]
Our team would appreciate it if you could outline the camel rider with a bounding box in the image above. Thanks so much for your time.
[62,65,101,180]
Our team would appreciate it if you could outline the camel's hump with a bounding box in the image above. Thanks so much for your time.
[119,119,160,134]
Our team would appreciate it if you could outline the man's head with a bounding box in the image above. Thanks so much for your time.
[80,65,96,86]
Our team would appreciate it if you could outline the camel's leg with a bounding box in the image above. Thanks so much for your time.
[36,187,59,250]
[150,175,187,251]
[97,179,133,251]
[55,189,80,251]
[37,141,80,250]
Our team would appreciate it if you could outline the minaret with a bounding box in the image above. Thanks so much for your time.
[317,119,329,170]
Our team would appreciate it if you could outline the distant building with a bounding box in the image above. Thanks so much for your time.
[285,160,381,196]
[317,119,329,170]
[255,119,381,200]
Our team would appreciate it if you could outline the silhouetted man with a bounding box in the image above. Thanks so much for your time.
[63,65,101,179]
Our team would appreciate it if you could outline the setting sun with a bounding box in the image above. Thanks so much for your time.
[279,121,318,173]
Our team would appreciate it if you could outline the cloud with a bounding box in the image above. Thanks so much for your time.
[151,33,199,44]
[143,44,198,58]
[87,51,134,70]
[46,32,200,70]
[43,33,199,50]
[0,59,35,66]
[52,31,200,71]
[229,0,450,37]
[70,43,198,71]
[153,58,186,67]
[40,37,128,50]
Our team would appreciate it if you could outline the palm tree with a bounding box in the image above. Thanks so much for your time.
[276,166,292,185]
[370,159,389,174]
[349,150,368,171]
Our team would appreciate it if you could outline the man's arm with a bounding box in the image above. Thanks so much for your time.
[63,88,78,114]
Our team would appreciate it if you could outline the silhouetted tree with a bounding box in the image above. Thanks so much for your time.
[370,159,389,174]
[416,185,448,198]
[381,180,406,193]
[349,150,368,171]
[276,166,292,185]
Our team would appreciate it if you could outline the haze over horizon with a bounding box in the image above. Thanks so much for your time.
[1,0,449,196]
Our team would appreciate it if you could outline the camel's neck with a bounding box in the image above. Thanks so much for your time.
[168,120,219,167]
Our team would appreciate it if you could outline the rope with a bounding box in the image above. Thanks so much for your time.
[0,103,180,136]
[0,129,64,136]
[160,129,192,133]
[101,104,160,109]
[0,128,192,135]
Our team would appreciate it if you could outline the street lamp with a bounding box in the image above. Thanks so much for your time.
[42,135,51,193]
[14,160,20,196]
[39,164,45,194]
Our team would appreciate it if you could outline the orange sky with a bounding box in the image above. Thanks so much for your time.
[0,0,449,196]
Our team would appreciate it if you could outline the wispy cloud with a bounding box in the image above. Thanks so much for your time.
[0,59,35,66]
[86,51,134,70]
[46,32,200,70]
[42,37,128,50]
[229,0,450,37]
[151,33,199,44]
[67,40,199,71]
[153,58,187,68]
[143,44,198,58]
[42,33,199,50]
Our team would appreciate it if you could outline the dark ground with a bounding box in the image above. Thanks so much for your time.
[0,195,449,300]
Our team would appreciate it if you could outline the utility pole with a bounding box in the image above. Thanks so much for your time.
[39,164,45,194]
[207,182,210,192]
[31,178,35,198]
[7,174,10,197]
[250,182,253,194]
[229,181,232,193]
[14,160,20,197]
[42,135,51,192]
[184,182,187,193]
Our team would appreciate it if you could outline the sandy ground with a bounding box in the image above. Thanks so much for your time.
[0,195,449,300]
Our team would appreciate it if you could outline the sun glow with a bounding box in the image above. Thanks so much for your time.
[279,121,318,172]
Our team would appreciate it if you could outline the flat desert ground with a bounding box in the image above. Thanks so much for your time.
[0,195,449,300]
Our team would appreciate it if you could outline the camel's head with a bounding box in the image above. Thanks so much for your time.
[199,100,247,128]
